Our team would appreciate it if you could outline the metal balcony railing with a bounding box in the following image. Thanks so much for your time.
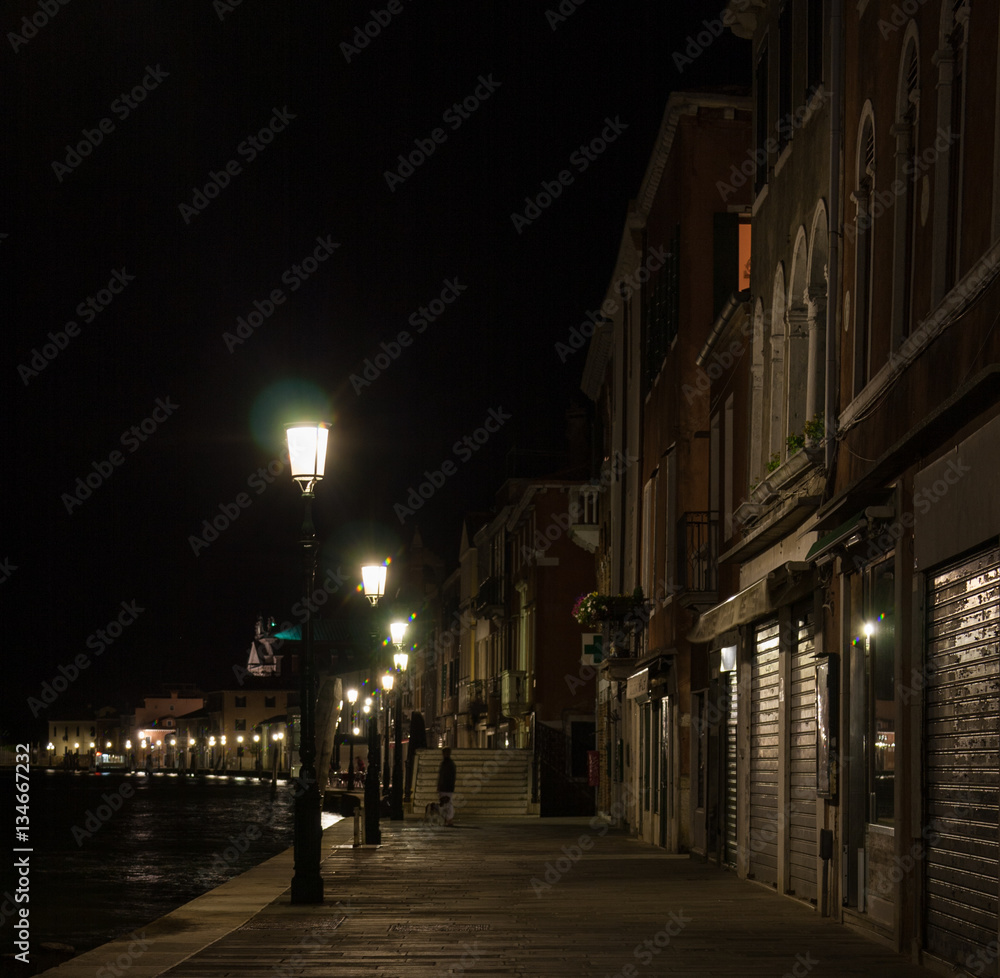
[676,511,719,593]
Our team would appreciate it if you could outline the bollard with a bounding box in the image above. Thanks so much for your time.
[353,805,365,847]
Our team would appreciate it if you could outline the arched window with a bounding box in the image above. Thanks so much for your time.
[891,29,920,345]
[750,300,766,484]
[769,266,786,465]
[933,0,970,300]
[852,109,876,397]
[786,229,810,450]
[805,202,829,427]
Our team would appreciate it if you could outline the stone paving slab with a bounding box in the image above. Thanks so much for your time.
[36,817,947,978]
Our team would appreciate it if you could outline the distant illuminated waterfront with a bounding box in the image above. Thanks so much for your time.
[3,769,336,954]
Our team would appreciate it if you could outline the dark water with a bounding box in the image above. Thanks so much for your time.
[1,769,305,954]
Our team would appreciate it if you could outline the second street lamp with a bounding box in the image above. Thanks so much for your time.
[389,622,409,821]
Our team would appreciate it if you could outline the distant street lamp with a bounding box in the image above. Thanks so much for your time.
[237,735,244,771]
[285,420,330,904]
[389,621,409,821]
[346,687,358,788]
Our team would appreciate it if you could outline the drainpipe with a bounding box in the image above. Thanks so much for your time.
[825,0,843,477]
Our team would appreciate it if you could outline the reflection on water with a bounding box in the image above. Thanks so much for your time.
[6,770,299,953]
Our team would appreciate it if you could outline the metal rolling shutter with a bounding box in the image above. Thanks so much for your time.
[749,619,780,886]
[724,668,738,868]
[925,546,1000,973]
[789,614,817,903]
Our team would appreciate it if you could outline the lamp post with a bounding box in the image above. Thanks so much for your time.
[361,562,389,844]
[389,622,409,820]
[346,687,358,787]
[285,420,330,905]
[381,672,394,794]
[237,735,244,771]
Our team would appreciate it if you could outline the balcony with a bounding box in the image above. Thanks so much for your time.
[458,678,487,718]
[474,575,504,618]
[676,511,719,611]
[501,670,530,716]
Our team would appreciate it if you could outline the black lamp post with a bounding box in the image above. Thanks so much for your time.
[389,622,409,821]
[361,562,389,844]
[285,420,330,905]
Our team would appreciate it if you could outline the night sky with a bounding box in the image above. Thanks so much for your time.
[3,1,748,737]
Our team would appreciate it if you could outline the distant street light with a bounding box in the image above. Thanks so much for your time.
[285,420,330,905]
[389,621,409,821]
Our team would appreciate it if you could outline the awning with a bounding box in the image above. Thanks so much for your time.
[686,577,770,643]
[804,510,867,562]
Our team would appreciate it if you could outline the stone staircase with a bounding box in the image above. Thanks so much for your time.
[410,748,537,817]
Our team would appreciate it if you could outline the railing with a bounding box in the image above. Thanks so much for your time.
[676,511,719,593]
[474,575,504,615]
[501,670,530,715]
[458,678,486,715]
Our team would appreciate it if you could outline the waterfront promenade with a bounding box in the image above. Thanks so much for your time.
[35,815,945,978]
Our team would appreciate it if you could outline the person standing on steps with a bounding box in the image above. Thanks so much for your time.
[437,747,457,826]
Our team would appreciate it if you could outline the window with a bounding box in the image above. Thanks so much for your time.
[644,228,680,384]
[806,0,824,97]
[755,39,770,192]
[853,112,876,396]
[641,475,657,599]
[778,2,793,150]
[234,719,246,731]
[945,3,967,290]
[235,696,247,708]
[891,37,919,345]
[265,696,276,708]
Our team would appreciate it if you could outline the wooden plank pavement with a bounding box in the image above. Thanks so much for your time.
[40,817,948,978]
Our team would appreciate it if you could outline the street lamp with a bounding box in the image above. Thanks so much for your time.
[389,621,409,820]
[381,672,394,793]
[361,563,387,605]
[285,420,330,905]
[346,687,358,788]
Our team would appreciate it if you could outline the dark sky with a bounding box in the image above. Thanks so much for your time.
[3,1,747,736]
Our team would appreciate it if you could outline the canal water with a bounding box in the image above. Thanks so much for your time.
[2,769,313,955]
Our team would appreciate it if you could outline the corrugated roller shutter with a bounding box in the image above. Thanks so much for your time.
[724,668,738,869]
[749,619,780,886]
[789,613,817,903]
[925,546,1000,973]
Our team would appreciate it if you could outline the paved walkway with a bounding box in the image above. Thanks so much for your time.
[36,816,945,978]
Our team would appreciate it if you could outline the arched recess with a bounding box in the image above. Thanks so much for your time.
[786,229,810,451]
[769,264,786,464]
[891,22,920,347]
[852,103,876,398]
[932,0,969,300]
[750,299,766,484]
[806,202,830,428]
